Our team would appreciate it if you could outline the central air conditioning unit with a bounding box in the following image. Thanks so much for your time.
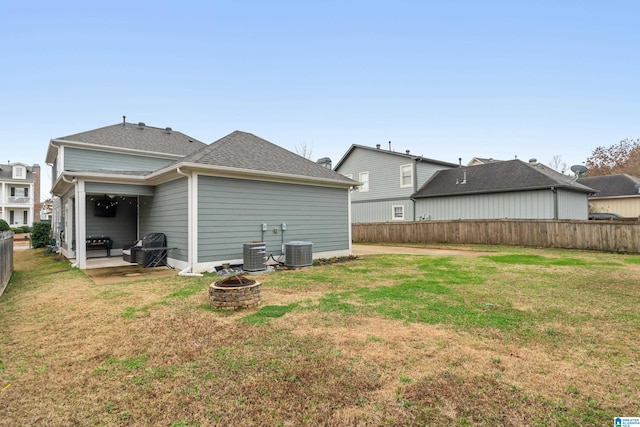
[243,241,266,272]
[285,241,313,268]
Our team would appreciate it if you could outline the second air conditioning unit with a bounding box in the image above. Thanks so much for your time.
[285,241,313,268]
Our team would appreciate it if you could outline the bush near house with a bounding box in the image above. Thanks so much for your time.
[11,226,31,234]
[30,222,51,248]
[0,219,9,232]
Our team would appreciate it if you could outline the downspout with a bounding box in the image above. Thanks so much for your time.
[413,159,419,221]
[551,187,558,219]
[176,167,202,276]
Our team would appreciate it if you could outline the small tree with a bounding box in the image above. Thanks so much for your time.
[30,222,51,249]
[294,142,314,160]
[0,219,9,232]
[585,138,640,176]
[547,155,568,174]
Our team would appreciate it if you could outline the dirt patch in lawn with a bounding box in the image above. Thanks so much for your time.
[84,264,178,285]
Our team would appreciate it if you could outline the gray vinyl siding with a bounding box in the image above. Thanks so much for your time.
[415,162,453,188]
[415,190,557,220]
[85,182,155,196]
[64,147,173,172]
[197,176,349,263]
[352,199,414,223]
[337,149,415,201]
[336,147,453,223]
[557,189,589,220]
[85,195,138,252]
[139,178,188,262]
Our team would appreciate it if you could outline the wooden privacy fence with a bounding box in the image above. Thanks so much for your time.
[0,231,14,296]
[352,220,640,254]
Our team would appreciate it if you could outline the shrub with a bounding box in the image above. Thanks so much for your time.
[31,222,51,249]
[12,226,31,234]
[0,219,10,232]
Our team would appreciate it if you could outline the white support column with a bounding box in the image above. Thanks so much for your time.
[76,180,87,269]
[347,188,353,253]
[0,182,4,221]
[190,173,198,269]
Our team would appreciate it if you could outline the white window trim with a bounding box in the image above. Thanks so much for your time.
[400,163,413,188]
[12,166,26,179]
[392,205,404,220]
[359,171,369,192]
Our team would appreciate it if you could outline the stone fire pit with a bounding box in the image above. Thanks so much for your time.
[208,275,261,310]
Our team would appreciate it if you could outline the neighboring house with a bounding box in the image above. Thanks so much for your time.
[412,159,595,220]
[46,121,357,271]
[0,162,41,227]
[577,174,640,218]
[466,157,503,166]
[334,144,458,222]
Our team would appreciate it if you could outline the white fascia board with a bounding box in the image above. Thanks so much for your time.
[589,194,640,200]
[147,162,356,189]
[49,139,185,161]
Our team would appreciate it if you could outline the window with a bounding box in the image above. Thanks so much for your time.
[10,187,15,197]
[23,211,28,224]
[359,172,369,192]
[12,166,25,179]
[400,164,413,188]
[392,205,404,220]
[24,188,28,198]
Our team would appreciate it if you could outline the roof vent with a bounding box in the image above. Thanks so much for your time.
[529,158,537,164]
[406,150,410,155]
[165,127,172,133]
[376,144,381,150]
[316,157,332,169]
[138,122,145,129]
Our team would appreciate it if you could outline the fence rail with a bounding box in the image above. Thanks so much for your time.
[352,219,640,254]
[0,231,14,296]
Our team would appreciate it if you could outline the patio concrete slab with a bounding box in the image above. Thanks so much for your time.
[84,264,178,285]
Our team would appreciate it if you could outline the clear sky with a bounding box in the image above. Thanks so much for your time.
[2,1,639,197]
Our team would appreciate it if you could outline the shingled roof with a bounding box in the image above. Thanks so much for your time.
[577,174,640,198]
[0,163,37,183]
[412,159,595,198]
[50,122,207,157]
[334,144,458,170]
[176,131,357,184]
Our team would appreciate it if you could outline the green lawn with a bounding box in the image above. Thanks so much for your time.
[1,247,639,426]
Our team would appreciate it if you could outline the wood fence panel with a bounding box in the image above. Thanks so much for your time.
[0,231,14,297]
[352,220,640,254]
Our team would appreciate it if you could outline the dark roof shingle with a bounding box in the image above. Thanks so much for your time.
[413,159,595,198]
[577,174,640,197]
[334,144,458,170]
[178,131,357,184]
[54,122,207,156]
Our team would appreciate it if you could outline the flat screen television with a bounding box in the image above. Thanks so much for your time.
[94,197,118,217]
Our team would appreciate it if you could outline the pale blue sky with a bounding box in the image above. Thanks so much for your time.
[2,1,639,194]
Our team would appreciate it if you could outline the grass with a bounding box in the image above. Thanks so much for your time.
[1,246,639,425]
